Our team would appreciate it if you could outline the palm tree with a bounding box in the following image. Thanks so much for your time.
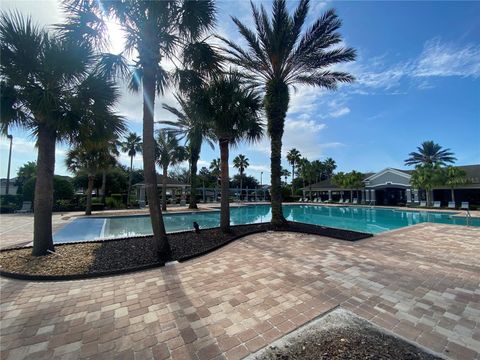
[233,154,249,200]
[120,132,142,206]
[156,129,186,211]
[323,158,337,179]
[286,148,302,195]
[161,95,215,209]
[61,0,216,256]
[210,158,221,178]
[200,72,263,232]
[410,164,444,206]
[443,166,467,203]
[220,0,356,226]
[280,167,291,186]
[0,13,124,256]
[66,141,118,215]
[405,141,456,166]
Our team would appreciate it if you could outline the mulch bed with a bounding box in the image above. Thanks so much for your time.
[252,308,442,360]
[0,222,371,279]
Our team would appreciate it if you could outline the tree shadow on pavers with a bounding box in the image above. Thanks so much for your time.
[157,263,224,359]
[0,298,77,359]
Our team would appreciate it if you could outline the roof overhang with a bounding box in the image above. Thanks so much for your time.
[363,168,411,182]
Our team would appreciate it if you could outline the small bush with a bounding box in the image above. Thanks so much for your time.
[106,196,125,209]
[0,195,24,213]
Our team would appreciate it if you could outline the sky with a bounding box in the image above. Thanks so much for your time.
[1,0,479,184]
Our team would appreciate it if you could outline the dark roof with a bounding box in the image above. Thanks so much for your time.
[133,174,189,187]
[304,173,374,190]
[303,164,480,190]
[394,165,480,183]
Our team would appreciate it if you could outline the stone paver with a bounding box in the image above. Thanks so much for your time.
[1,223,479,359]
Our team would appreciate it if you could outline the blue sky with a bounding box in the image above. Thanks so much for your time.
[1,0,479,183]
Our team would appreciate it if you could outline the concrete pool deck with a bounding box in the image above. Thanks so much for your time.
[1,221,479,359]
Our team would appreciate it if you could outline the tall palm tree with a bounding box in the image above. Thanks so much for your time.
[120,132,142,206]
[61,0,216,256]
[0,12,124,256]
[161,95,215,209]
[156,129,186,211]
[405,141,456,166]
[287,148,302,195]
[66,141,118,215]
[233,154,249,200]
[220,0,356,226]
[200,72,263,232]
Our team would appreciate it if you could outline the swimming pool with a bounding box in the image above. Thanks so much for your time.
[53,205,479,243]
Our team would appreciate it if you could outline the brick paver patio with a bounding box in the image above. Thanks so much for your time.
[1,223,479,359]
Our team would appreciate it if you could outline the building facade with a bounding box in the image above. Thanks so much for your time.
[303,165,480,206]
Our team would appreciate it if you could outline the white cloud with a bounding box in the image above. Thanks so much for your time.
[413,38,480,78]
[329,106,350,118]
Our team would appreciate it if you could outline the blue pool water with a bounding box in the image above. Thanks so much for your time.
[53,205,479,243]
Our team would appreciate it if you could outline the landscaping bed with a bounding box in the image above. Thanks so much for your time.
[0,222,371,280]
[251,308,442,360]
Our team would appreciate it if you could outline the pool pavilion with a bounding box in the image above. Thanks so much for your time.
[302,165,480,206]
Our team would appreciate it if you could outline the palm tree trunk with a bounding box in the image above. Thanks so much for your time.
[291,164,295,195]
[266,80,288,227]
[189,151,199,209]
[162,165,168,211]
[85,175,95,216]
[142,63,168,256]
[101,170,107,204]
[220,139,230,233]
[32,125,56,256]
[127,155,133,206]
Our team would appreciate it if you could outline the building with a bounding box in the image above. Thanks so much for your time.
[302,165,480,206]
[0,178,18,195]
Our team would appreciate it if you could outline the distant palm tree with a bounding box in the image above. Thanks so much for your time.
[405,141,456,166]
[156,130,186,211]
[61,0,216,256]
[200,72,263,232]
[220,0,356,226]
[323,158,337,179]
[120,132,142,206]
[66,141,118,215]
[443,166,467,203]
[209,158,221,178]
[287,149,302,195]
[233,154,249,200]
[161,95,215,209]
[280,168,291,186]
[0,13,125,256]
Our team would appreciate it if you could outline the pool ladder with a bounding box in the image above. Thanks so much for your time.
[465,210,471,226]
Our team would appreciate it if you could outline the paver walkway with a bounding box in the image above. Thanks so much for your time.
[1,223,479,360]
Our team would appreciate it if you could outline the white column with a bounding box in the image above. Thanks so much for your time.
[328,190,332,201]
[406,188,412,203]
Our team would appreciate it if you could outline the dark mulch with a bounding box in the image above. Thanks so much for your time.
[253,309,442,360]
[0,222,371,278]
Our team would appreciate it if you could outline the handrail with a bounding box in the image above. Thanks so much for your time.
[465,210,471,226]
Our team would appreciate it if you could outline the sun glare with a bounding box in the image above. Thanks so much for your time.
[105,20,125,54]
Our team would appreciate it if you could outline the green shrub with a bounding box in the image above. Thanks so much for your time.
[0,195,23,213]
[106,196,125,209]
[22,176,74,202]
